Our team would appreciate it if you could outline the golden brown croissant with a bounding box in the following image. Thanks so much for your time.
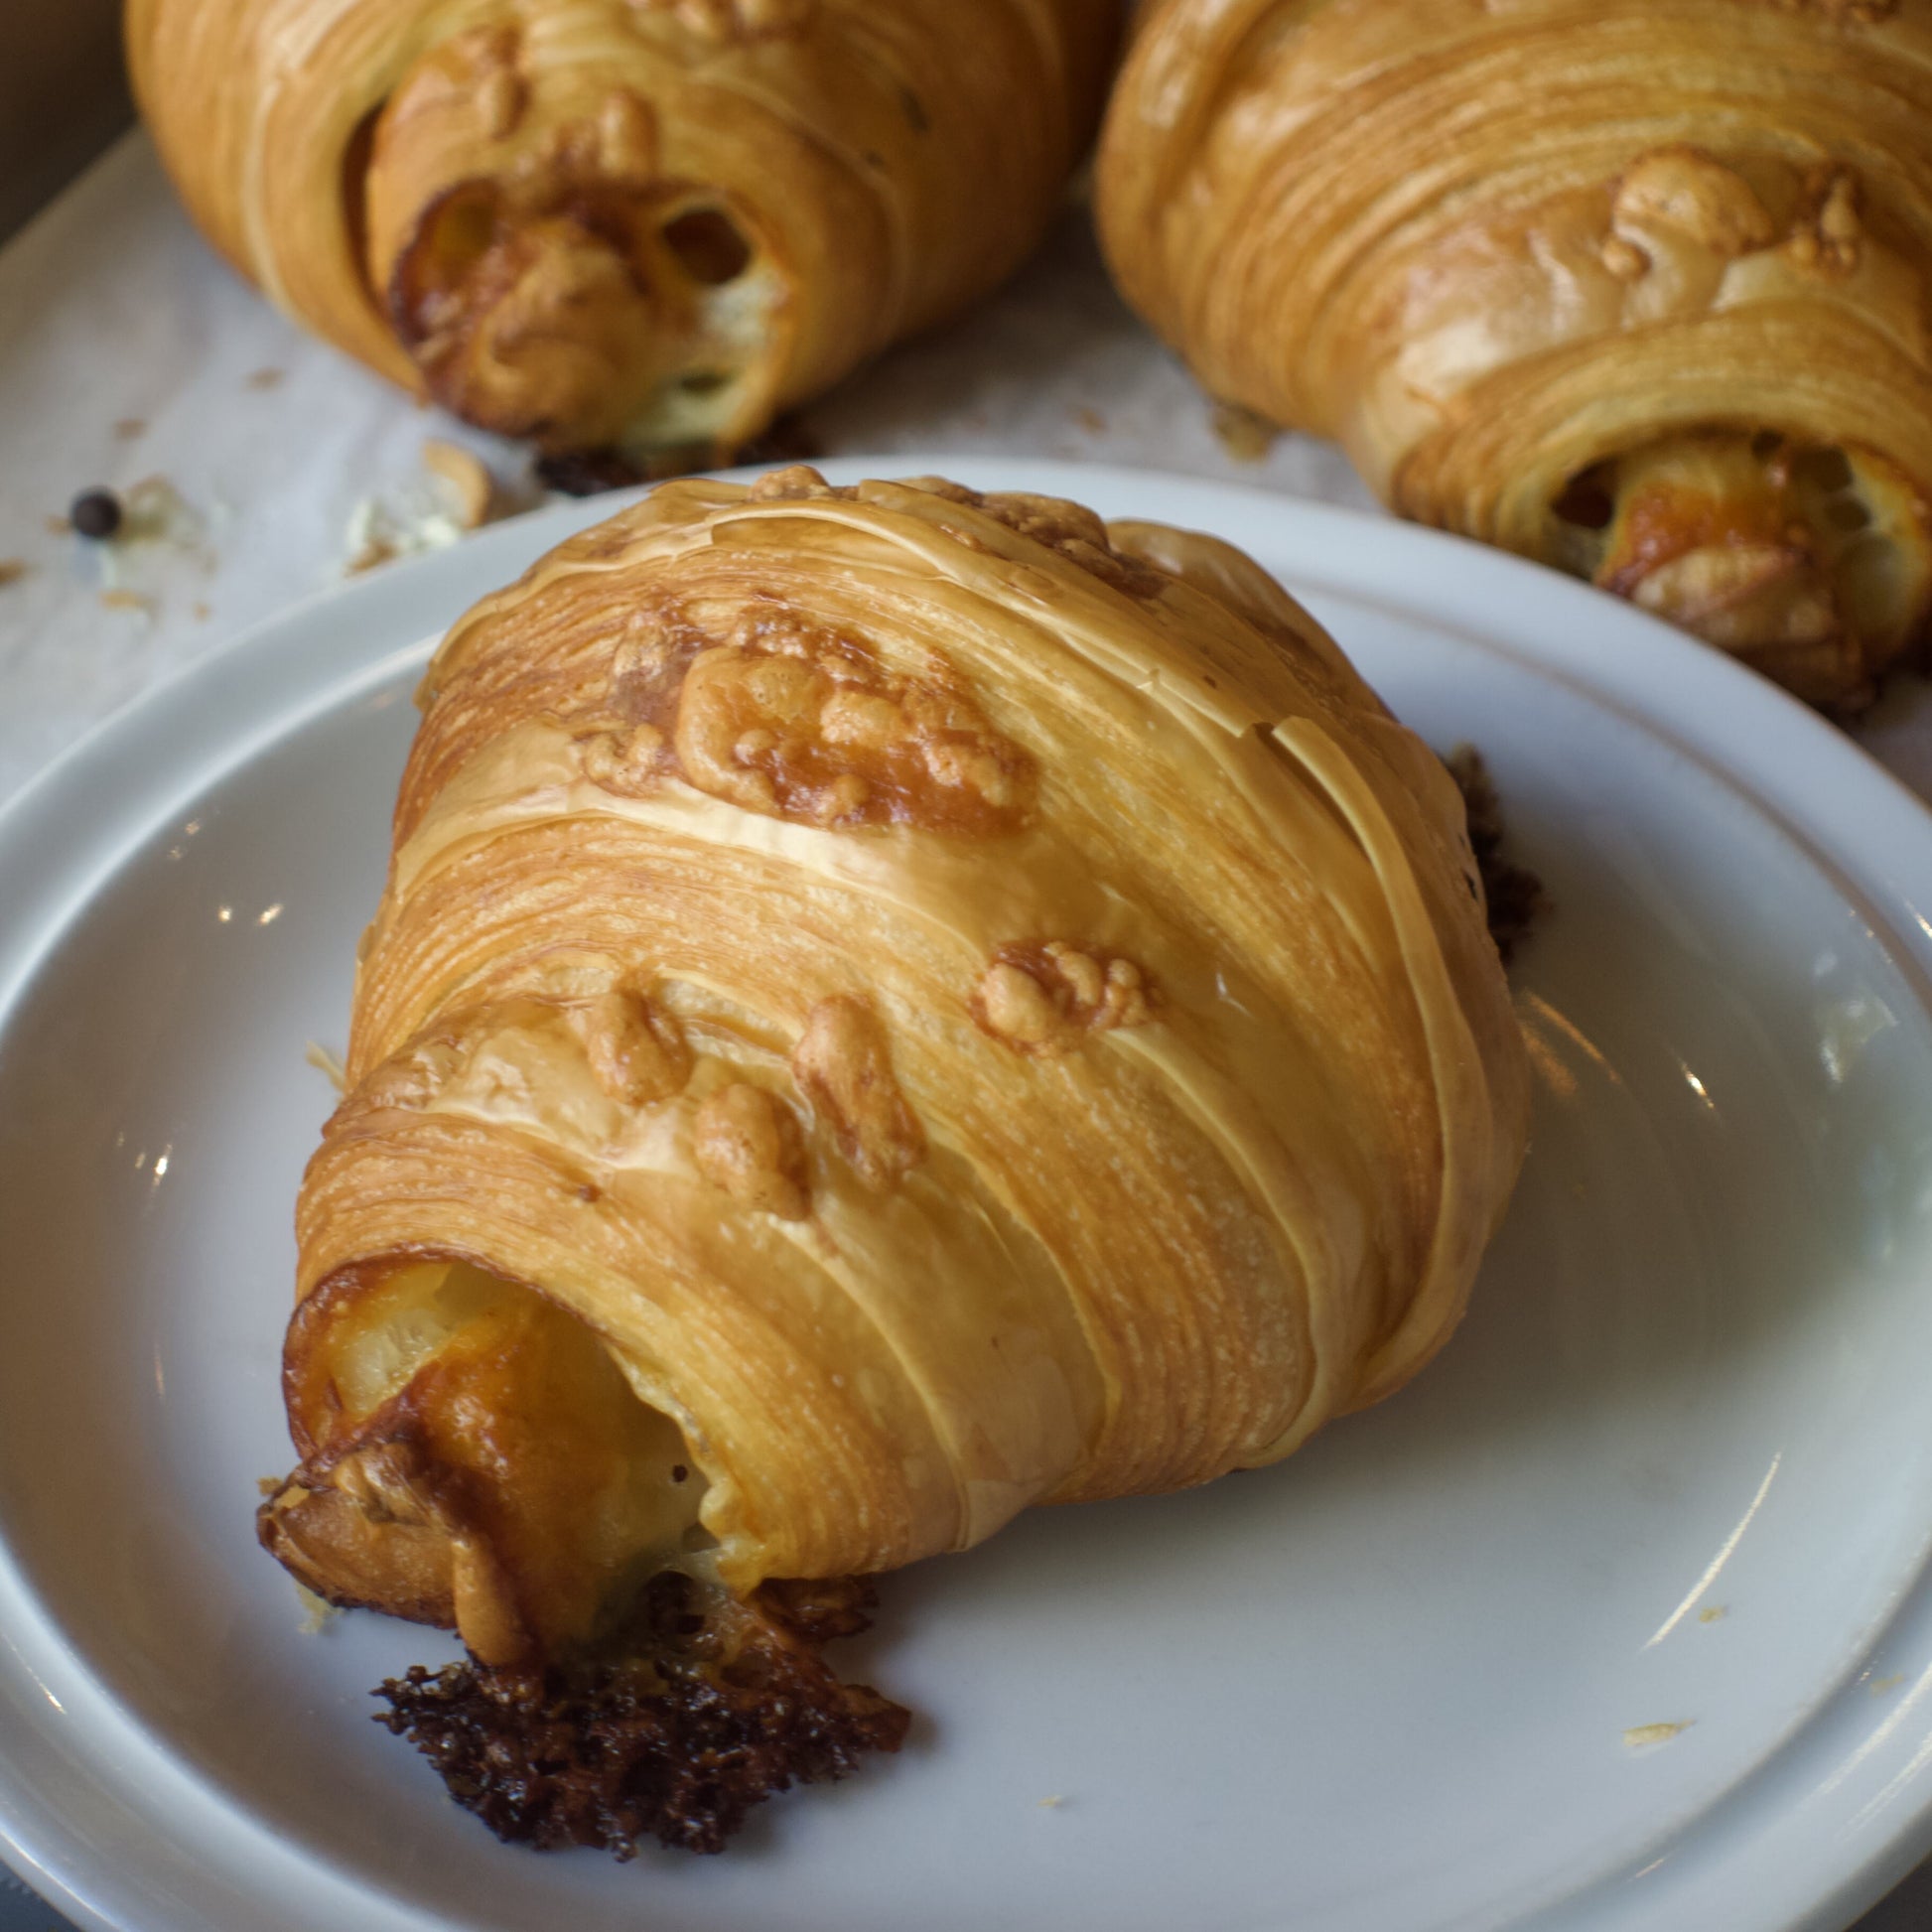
[259,467,1530,1851]
[126,0,1118,465]
[1096,0,1932,707]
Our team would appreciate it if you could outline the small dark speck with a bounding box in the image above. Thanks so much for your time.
[863,150,886,169]
[671,1463,689,1483]
[69,487,122,540]
[576,1182,602,1203]
[1203,674,1219,689]
[898,85,929,133]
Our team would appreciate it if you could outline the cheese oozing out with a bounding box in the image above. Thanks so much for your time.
[260,1259,709,1667]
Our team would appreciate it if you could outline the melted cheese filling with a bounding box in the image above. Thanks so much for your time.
[1549,431,1932,702]
[267,1261,708,1664]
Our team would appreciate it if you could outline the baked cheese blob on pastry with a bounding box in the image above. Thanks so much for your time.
[258,469,1533,1854]
[1095,0,1932,709]
[126,0,1119,471]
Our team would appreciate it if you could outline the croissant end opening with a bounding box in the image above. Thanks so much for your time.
[660,207,753,287]
[263,1258,712,1663]
[1546,429,1932,707]
[263,1257,909,1854]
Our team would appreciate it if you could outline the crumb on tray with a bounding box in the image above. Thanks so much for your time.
[1622,1722,1693,1749]
[295,1581,342,1633]
[1211,401,1278,464]
[345,443,507,574]
[423,439,498,531]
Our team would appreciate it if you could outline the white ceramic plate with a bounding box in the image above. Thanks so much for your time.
[4,461,1932,1932]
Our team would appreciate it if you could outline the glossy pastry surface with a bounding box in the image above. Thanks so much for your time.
[1097,0,1932,705]
[262,466,1530,1674]
[127,0,1118,461]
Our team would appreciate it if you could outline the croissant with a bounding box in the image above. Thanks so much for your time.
[258,467,1530,1852]
[125,0,1118,466]
[1096,0,1932,708]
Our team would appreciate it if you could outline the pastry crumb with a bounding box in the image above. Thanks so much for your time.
[1699,1605,1727,1624]
[1072,405,1106,435]
[1870,1672,1906,1695]
[113,417,147,440]
[1623,1721,1693,1748]
[344,519,395,575]
[423,438,499,530]
[305,1040,347,1092]
[256,1475,282,1498]
[122,475,203,543]
[45,514,70,537]
[99,588,155,615]
[246,366,286,390]
[1211,401,1278,464]
[295,1581,341,1633]
[193,600,211,621]
[0,559,27,587]
[1037,1794,1067,1809]
[344,465,477,575]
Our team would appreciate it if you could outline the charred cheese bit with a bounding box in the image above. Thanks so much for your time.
[792,995,926,1189]
[565,987,692,1106]
[670,630,1035,834]
[692,1081,810,1218]
[974,942,1156,1055]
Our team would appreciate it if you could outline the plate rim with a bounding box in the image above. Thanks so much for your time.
[4,456,1932,1932]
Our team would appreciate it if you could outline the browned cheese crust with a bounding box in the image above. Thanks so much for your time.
[376,1577,906,1857]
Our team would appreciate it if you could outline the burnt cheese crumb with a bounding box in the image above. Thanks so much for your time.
[1445,747,1547,966]
[374,1573,908,1859]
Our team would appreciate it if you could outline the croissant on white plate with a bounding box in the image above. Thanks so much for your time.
[126,0,1119,468]
[1096,0,1932,709]
[257,467,1531,1853]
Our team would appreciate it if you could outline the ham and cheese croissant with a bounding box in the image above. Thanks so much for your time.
[126,0,1118,467]
[259,468,1530,1852]
[1096,0,1932,707]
